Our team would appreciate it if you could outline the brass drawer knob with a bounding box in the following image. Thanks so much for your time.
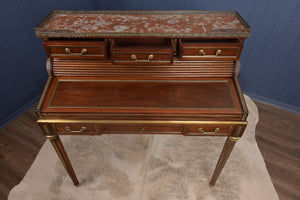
[65,48,88,55]
[81,48,88,54]
[198,127,220,133]
[199,49,222,57]
[65,126,87,133]
[198,127,204,132]
[131,54,154,62]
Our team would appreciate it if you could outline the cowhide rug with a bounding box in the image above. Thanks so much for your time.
[8,95,279,200]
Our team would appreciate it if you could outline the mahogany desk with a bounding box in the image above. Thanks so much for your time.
[34,10,251,186]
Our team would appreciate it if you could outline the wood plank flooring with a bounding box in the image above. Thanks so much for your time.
[255,101,300,200]
[0,101,299,200]
[0,109,46,200]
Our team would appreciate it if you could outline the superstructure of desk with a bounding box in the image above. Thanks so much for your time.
[35,10,251,186]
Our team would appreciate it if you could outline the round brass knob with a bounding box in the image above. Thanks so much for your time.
[198,127,204,132]
[81,48,88,54]
[215,128,220,133]
[148,54,154,60]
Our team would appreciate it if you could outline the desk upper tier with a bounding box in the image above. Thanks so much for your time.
[35,10,250,122]
[35,10,251,39]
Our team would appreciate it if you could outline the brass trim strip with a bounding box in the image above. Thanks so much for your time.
[44,113,241,118]
[37,32,251,39]
[58,79,228,83]
[37,119,248,125]
[48,106,235,110]
[45,135,58,140]
[229,136,240,141]
[36,76,53,110]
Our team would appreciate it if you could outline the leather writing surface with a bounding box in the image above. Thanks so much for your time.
[42,77,242,115]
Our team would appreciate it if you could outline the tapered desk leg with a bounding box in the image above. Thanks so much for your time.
[209,136,240,186]
[46,135,79,185]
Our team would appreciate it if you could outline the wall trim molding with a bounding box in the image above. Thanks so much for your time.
[245,92,300,114]
[0,95,41,129]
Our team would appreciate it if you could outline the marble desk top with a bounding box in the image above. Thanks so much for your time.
[35,10,251,38]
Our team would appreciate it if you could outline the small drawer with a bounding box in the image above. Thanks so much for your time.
[179,39,243,61]
[51,124,100,135]
[110,38,173,65]
[102,124,182,134]
[142,125,182,134]
[103,125,143,134]
[43,40,107,59]
[184,124,233,136]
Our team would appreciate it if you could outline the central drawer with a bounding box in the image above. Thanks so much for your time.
[110,38,173,65]
[43,122,238,136]
[102,124,182,134]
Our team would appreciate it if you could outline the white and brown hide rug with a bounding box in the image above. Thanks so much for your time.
[8,95,279,200]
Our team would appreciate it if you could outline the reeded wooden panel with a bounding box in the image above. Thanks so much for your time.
[52,58,234,77]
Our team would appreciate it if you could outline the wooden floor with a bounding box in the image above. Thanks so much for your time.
[254,101,300,200]
[0,101,299,200]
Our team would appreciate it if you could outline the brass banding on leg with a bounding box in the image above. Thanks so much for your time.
[229,136,240,142]
[45,135,58,140]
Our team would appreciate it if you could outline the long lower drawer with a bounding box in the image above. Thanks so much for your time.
[102,124,183,134]
[38,121,246,136]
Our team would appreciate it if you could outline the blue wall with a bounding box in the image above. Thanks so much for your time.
[1,0,299,128]
[0,0,97,127]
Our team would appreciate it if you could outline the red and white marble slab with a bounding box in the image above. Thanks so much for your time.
[35,11,251,38]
